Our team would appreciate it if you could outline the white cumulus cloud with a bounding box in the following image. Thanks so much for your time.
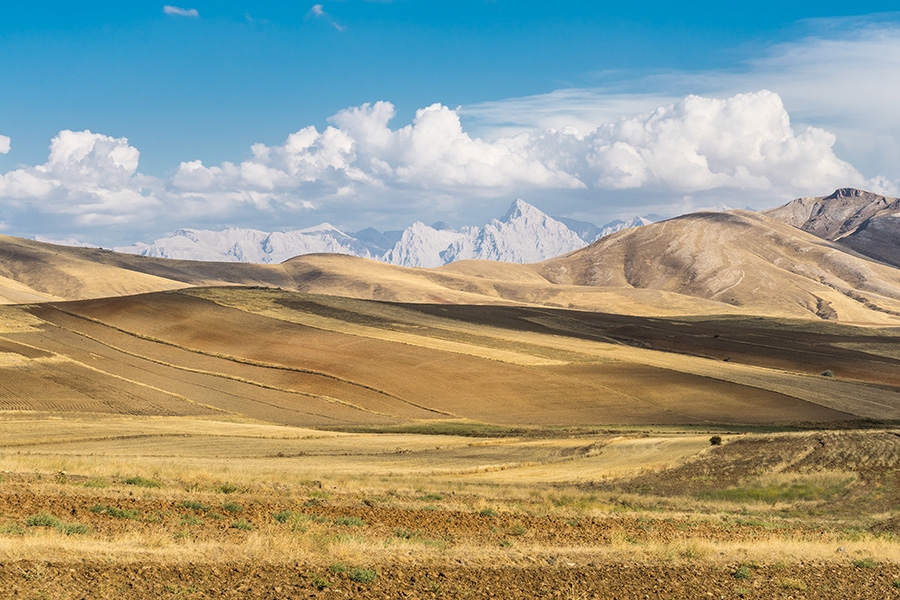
[0,90,890,244]
[0,130,161,226]
[163,5,199,17]
[0,135,9,154]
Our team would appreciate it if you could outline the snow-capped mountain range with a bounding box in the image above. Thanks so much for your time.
[116,199,654,267]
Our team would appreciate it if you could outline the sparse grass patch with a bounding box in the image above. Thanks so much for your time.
[774,577,807,591]
[0,522,25,535]
[82,478,108,488]
[124,476,162,488]
[222,501,243,513]
[335,516,364,527]
[180,500,210,512]
[179,514,204,526]
[699,471,855,504]
[230,519,253,531]
[309,574,332,590]
[420,493,444,501]
[90,504,140,520]
[479,508,498,517]
[348,568,378,584]
[25,513,89,535]
[733,565,752,579]
[852,558,879,569]
[328,562,348,574]
[214,482,245,494]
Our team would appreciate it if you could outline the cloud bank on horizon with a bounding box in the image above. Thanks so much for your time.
[0,89,892,244]
[1,9,899,246]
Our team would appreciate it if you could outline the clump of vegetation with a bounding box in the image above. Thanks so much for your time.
[853,558,879,569]
[230,519,253,531]
[222,501,243,513]
[179,514,204,526]
[328,563,348,574]
[335,516,364,527]
[82,479,108,489]
[709,435,723,446]
[25,513,89,535]
[309,574,332,590]
[420,493,444,501]
[733,565,752,579]
[479,508,498,517]
[821,370,834,377]
[348,568,378,584]
[124,476,162,488]
[0,522,25,535]
[90,504,140,520]
[180,500,210,512]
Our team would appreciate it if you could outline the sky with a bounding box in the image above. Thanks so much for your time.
[1,1,899,247]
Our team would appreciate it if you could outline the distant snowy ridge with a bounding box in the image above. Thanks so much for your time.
[115,200,654,266]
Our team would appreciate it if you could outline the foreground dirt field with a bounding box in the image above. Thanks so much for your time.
[3,415,900,598]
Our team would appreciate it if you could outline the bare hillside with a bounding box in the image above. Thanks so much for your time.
[540,210,900,323]
[764,188,900,269]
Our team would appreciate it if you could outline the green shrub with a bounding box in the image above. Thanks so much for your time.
[853,558,878,569]
[709,435,723,446]
[180,500,210,512]
[335,516,364,527]
[479,507,498,517]
[348,568,378,584]
[328,563,348,574]
[222,501,243,513]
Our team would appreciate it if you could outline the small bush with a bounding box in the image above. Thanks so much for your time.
[709,435,723,446]
[124,476,162,488]
[349,568,378,584]
[335,516,364,527]
[180,500,210,512]
[231,520,254,531]
[821,370,834,377]
[328,563,348,574]
[222,501,243,513]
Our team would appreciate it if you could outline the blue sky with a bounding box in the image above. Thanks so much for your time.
[1,1,899,246]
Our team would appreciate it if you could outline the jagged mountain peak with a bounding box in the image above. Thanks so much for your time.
[115,200,653,267]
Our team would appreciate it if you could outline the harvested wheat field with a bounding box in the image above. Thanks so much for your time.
[2,284,900,597]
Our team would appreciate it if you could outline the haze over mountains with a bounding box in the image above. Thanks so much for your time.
[116,200,654,267]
